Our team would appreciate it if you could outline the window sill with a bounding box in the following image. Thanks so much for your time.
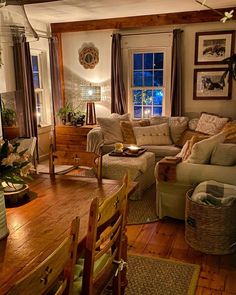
[37,125,52,134]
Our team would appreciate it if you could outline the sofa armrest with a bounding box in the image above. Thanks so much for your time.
[155,161,236,186]
[86,127,104,154]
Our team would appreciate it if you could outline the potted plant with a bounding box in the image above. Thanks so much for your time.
[1,101,17,127]
[57,102,85,126]
[56,101,74,125]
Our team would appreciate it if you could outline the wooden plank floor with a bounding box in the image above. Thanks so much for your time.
[127,219,236,294]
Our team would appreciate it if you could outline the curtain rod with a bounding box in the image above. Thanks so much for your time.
[111,29,183,37]
[120,30,173,37]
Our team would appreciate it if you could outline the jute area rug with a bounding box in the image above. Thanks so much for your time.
[127,184,158,225]
[104,254,200,295]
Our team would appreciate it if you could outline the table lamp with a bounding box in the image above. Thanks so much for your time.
[81,85,101,125]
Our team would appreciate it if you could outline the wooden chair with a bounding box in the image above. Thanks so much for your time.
[49,144,102,181]
[8,216,80,295]
[73,174,128,295]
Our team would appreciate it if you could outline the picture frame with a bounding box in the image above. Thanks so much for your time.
[194,31,235,65]
[193,68,232,100]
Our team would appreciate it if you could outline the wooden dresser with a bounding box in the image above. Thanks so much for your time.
[55,125,95,152]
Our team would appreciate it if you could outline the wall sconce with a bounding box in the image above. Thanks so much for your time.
[81,85,101,125]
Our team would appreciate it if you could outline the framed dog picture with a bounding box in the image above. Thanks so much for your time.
[194,31,235,65]
[193,68,232,100]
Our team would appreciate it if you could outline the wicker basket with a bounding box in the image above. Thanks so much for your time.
[185,189,236,255]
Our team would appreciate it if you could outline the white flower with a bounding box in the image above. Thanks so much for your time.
[8,143,14,153]
[20,163,34,177]
[2,153,20,166]
[220,10,234,23]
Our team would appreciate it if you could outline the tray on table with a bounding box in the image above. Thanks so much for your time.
[109,148,146,157]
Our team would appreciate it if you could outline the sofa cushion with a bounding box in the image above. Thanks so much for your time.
[110,113,130,120]
[169,117,188,144]
[175,129,208,147]
[97,117,123,144]
[120,120,151,144]
[210,143,236,166]
[120,121,136,144]
[142,145,181,158]
[195,112,229,135]
[187,132,226,164]
[133,123,172,146]
[149,116,168,125]
[188,118,199,131]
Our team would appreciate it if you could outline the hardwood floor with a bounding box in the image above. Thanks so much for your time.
[126,219,236,294]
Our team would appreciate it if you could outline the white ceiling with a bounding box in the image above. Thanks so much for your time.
[24,0,236,24]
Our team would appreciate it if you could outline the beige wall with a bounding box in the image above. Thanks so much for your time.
[182,21,236,119]
[61,22,236,119]
[62,30,112,118]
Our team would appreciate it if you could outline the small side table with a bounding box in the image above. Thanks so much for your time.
[157,157,182,182]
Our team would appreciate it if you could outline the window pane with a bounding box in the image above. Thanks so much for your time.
[153,89,163,105]
[133,90,142,105]
[144,71,153,86]
[154,70,163,86]
[154,53,163,69]
[153,106,162,116]
[143,106,152,118]
[31,55,39,72]
[33,73,40,88]
[133,71,143,86]
[134,54,142,70]
[143,90,152,105]
[134,106,142,118]
[144,53,153,69]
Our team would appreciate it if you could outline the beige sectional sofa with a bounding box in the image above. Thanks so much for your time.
[87,114,189,161]
[87,112,236,218]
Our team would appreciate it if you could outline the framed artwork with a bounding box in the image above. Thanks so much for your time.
[193,68,232,100]
[194,31,235,65]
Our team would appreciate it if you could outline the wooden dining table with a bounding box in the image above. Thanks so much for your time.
[0,174,137,294]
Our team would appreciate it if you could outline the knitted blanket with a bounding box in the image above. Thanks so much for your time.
[191,180,236,206]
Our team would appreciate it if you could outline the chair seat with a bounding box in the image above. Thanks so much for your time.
[73,253,111,294]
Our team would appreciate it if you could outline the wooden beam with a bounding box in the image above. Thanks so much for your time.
[7,0,59,4]
[51,7,236,33]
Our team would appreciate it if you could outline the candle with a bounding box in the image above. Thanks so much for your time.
[128,145,139,154]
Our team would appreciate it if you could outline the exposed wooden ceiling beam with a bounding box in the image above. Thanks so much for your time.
[6,0,59,5]
[51,7,236,33]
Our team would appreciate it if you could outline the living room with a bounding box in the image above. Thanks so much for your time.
[0,0,236,294]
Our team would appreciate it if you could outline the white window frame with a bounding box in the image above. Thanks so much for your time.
[31,50,51,127]
[121,32,172,119]
[129,49,166,119]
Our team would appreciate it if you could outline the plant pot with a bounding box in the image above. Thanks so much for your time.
[0,190,9,240]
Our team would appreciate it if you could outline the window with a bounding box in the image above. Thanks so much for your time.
[31,53,48,127]
[131,51,165,119]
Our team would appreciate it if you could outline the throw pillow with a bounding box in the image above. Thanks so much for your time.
[169,117,188,144]
[188,118,199,131]
[110,113,131,121]
[120,120,151,144]
[149,116,168,125]
[195,112,229,135]
[177,135,207,161]
[175,129,208,147]
[133,123,172,146]
[187,132,226,164]
[120,121,136,144]
[210,143,236,166]
[222,120,236,143]
[97,117,124,144]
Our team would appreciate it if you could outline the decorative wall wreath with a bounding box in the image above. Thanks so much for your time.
[79,46,99,69]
